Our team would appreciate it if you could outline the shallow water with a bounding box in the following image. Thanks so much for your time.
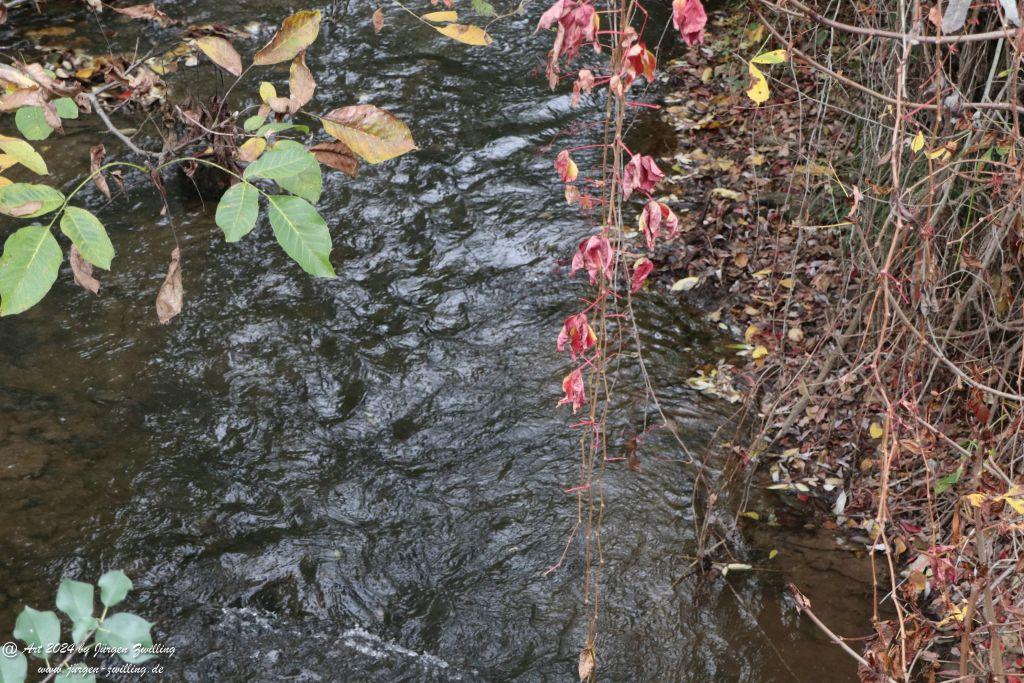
[0,1,872,680]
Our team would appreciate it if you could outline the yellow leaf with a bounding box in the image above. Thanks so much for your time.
[711,187,741,200]
[752,268,772,279]
[701,66,713,83]
[741,511,760,521]
[965,492,987,507]
[237,137,267,163]
[321,104,416,164]
[751,49,787,65]
[780,277,795,289]
[751,345,768,360]
[744,324,759,343]
[869,422,884,439]
[253,9,322,66]
[192,36,243,77]
[433,23,493,46]
[259,81,277,103]
[0,135,47,175]
[421,10,458,22]
[926,147,950,160]
[911,130,924,153]
[671,276,700,291]
[746,63,769,104]
[768,549,778,560]
[1002,496,1024,515]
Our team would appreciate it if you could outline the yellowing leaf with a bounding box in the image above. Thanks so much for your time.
[780,277,795,289]
[421,10,459,22]
[751,345,768,359]
[671,276,700,291]
[744,324,759,343]
[253,9,322,66]
[926,147,950,161]
[1002,496,1024,515]
[192,36,242,76]
[869,422,884,439]
[751,49,787,64]
[237,137,267,163]
[965,492,987,507]
[700,67,713,83]
[0,135,47,175]
[911,130,925,153]
[741,511,760,521]
[768,549,778,560]
[433,23,493,46]
[321,105,416,164]
[711,187,741,200]
[746,63,769,104]
[259,82,277,103]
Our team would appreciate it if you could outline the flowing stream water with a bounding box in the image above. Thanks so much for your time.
[1,1,874,680]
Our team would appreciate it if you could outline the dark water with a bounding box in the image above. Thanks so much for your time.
[0,2,872,680]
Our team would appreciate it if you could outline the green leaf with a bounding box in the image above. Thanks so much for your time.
[215,182,260,242]
[934,466,963,494]
[13,607,61,658]
[95,613,154,664]
[244,140,322,203]
[471,0,496,15]
[266,195,334,277]
[56,579,95,625]
[97,570,132,608]
[15,106,54,141]
[0,651,27,683]
[0,226,62,316]
[0,183,65,218]
[0,135,47,174]
[55,663,95,683]
[72,617,99,645]
[59,207,114,269]
[53,97,79,120]
[751,49,788,65]
[243,115,267,132]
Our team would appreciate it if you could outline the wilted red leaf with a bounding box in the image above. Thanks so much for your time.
[555,150,578,182]
[90,144,111,199]
[559,368,587,413]
[672,0,707,45]
[310,141,359,178]
[321,105,415,164]
[288,52,315,113]
[112,3,176,26]
[372,8,385,33]
[253,10,322,66]
[155,247,182,324]
[70,245,101,295]
[193,36,243,77]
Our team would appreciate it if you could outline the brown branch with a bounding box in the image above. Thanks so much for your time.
[86,93,159,158]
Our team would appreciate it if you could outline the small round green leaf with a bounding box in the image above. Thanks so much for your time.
[14,106,54,141]
[13,607,61,658]
[95,613,154,664]
[71,617,99,645]
[56,579,95,625]
[60,207,114,269]
[97,570,132,608]
[0,650,27,683]
[53,97,80,120]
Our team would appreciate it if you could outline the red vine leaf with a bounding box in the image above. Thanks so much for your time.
[559,368,587,413]
[570,235,612,284]
[672,0,707,46]
[631,257,653,292]
[555,150,578,182]
[556,312,596,360]
[155,247,183,324]
[622,153,664,199]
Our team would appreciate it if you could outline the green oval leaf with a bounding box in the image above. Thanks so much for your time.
[95,613,154,664]
[13,607,60,658]
[53,97,79,120]
[0,183,65,218]
[0,651,27,683]
[60,207,114,269]
[15,106,54,141]
[97,570,132,608]
[0,135,47,175]
[56,579,95,625]
[215,182,260,243]
[0,225,62,316]
[321,105,415,164]
[266,195,334,277]
[244,140,321,203]
[54,663,96,683]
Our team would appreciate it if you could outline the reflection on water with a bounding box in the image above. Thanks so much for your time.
[0,1,871,680]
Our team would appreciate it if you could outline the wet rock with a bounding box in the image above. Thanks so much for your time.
[0,442,52,480]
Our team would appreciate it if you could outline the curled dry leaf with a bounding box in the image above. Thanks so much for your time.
[288,52,315,114]
[90,144,111,199]
[70,245,101,295]
[155,247,183,324]
[321,105,415,164]
[192,36,243,77]
[253,9,322,66]
[372,8,385,33]
[578,647,595,681]
[112,3,176,26]
[310,141,359,178]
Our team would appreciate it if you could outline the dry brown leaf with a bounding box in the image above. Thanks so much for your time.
[578,647,595,681]
[90,144,111,199]
[310,142,359,178]
[112,3,175,26]
[372,8,385,33]
[155,247,183,324]
[70,245,101,295]
[288,52,315,113]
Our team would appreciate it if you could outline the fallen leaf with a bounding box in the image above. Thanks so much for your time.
[671,275,699,291]
[70,245,101,295]
[372,8,385,33]
[869,422,884,439]
[422,10,459,22]
[751,345,768,359]
[112,3,175,25]
[578,647,595,681]
[155,247,183,324]
[787,326,804,342]
[321,105,416,164]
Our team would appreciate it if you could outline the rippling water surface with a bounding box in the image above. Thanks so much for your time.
[0,2,872,680]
